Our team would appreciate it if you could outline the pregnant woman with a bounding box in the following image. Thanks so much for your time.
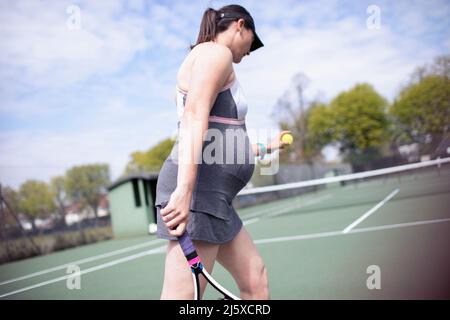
[155,4,289,300]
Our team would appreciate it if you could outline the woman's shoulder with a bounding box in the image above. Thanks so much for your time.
[193,42,232,62]
[177,42,234,91]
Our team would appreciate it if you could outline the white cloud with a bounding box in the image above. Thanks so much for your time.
[0,105,178,189]
[237,12,443,134]
[0,0,190,91]
[2,11,147,87]
[126,0,146,13]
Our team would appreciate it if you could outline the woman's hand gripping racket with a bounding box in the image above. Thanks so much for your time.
[160,201,240,300]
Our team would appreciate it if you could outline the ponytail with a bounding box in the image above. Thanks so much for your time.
[190,8,218,50]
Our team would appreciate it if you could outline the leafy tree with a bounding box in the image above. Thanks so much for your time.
[409,55,450,84]
[309,83,390,170]
[18,180,56,231]
[308,102,334,150]
[65,164,110,224]
[1,184,41,254]
[390,65,450,155]
[0,185,21,225]
[124,138,175,175]
[50,176,68,227]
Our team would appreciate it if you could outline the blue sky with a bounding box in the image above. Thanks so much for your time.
[0,0,449,189]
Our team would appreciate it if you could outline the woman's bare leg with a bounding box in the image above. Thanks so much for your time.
[160,239,219,299]
[217,227,270,299]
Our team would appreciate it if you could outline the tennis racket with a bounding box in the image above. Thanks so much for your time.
[159,201,240,300]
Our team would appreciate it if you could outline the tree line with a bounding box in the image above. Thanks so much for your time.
[273,55,449,171]
[1,164,111,234]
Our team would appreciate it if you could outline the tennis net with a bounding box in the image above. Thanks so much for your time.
[233,157,450,216]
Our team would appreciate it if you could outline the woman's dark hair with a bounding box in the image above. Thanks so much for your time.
[190,4,253,50]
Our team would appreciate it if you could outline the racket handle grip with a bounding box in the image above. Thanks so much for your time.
[177,232,196,257]
[158,201,197,258]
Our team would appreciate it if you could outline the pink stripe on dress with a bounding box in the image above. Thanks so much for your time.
[208,115,245,125]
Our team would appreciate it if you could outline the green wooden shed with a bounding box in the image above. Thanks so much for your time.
[106,172,159,238]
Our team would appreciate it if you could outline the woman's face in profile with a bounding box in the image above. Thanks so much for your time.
[232,19,254,63]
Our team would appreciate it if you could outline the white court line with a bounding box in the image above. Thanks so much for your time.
[243,194,332,226]
[0,193,329,286]
[0,245,167,299]
[0,238,165,286]
[342,188,400,234]
[2,217,450,299]
[255,230,343,244]
[351,218,450,233]
[267,195,332,218]
[254,218,450,245]
[243,218,260,226]
[241,193,332,220]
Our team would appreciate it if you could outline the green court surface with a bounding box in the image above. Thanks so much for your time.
[1,165,449,299]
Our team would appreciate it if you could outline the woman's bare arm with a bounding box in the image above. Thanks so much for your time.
[161,44,233,237]
[251,130,292,157]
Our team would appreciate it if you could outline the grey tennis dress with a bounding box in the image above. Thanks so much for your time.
[154,77,255,244]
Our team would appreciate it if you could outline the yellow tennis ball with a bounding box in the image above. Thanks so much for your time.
[281,133,293,145]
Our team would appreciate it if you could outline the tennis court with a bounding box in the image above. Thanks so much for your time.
[1,161,449,299]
